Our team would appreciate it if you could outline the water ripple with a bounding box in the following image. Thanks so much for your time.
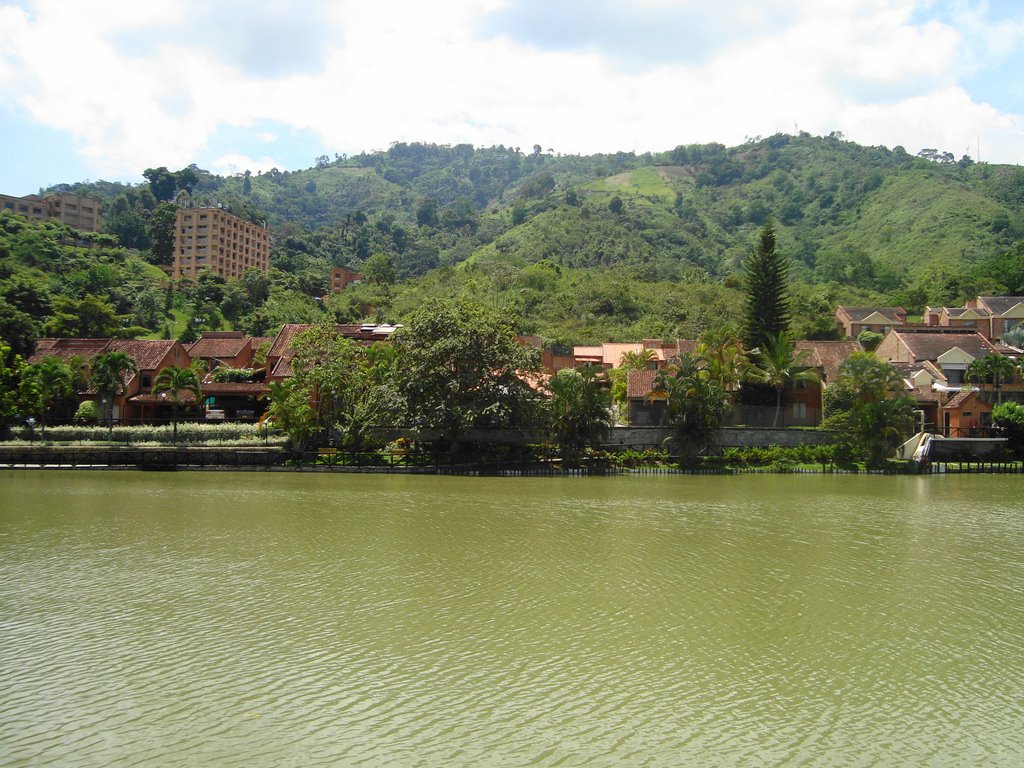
[2,472,1024,765]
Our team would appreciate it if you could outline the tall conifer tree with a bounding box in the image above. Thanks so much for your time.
[742,221,791,352]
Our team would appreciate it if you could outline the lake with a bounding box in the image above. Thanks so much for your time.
[2,471,1023,766]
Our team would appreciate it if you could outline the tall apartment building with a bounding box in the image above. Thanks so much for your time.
[172,207,270,280]
[0,191,102,232]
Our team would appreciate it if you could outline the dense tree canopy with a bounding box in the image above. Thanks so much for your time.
[389,298,542,447]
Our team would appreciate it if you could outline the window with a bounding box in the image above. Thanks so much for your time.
[945,368,964,385]
[792,402,807,420]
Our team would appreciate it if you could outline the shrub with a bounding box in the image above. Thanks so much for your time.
[212,367,259,383]
[993,402,1024,456]
[3,421,281,445]
[74,400,101,423]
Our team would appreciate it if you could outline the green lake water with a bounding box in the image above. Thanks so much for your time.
[2,470,1023,766]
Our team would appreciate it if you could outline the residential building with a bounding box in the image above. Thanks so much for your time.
[172,207,270,280]
[624,339,858,428]
[30,338,192,423]
[835,306,906,338]
[967,296,1024,341]
[187,331,256,371]
[0,192,49,222]
[919,296,1024,341]
[572,340,679,370]
[875,328,998,385]
[330,267,363,292]
[875,327,1023,435]
[0,191,102,232]
[45,193,102,231]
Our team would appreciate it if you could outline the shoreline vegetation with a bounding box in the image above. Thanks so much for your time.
[1,441,1020,476]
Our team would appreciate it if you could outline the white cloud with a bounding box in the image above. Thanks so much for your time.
[0,0,1022,184]
[209,153,281,176]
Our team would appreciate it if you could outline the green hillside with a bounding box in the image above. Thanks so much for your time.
[5,133,1021,351]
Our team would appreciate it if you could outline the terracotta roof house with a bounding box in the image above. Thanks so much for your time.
[835,306,906,338]
[625,369,665,426]
[967,296,1024,341]
[188,331,255,371]
[940,390,993,437]
[794,340,861,384]
[875,328,998,385]
[30,338,192,423]
[875,328,1021,435]
[925,305,992,335]
[572,340,677,369]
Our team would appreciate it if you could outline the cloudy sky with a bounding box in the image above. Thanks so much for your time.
[1,0,1022,195]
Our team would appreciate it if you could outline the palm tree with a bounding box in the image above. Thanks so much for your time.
[966,353,1019,405]
[696,328,754,392]
[837,351,907,405]
[153,365,202,443]
[22,357,75,438]
[651,352,732,465]
[619,348,657,371]
[547,364,612,466]
[89,351,138,439]
[749,331,818,427]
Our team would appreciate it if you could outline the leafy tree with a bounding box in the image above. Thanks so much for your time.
[0,273,52,320]
[1002,323,1024,349]
[267,380,315,451]
[0,343,26,435]
[651,351,732,466]
[747,331,818,427]
[74,399,101,423]
[143,167,177,202]
[0,300,39,357]
[416,197,439,227]
[608,196,624,215]
[547,364,612,466]
[88,351,138,435]
[287,325,368,448]
[836,352,906,405]
[21,357,75,437]
[390,298,541,449]
[153,365,202,443]
[44,294,125,338]
[742,221,791,352]
[857,329,884,351]
[833,352,915,466]
[992,402,1024,456]
[146,203,178,266]
[853,397,916,467]
[362,252,397,285]
[966,354,1020,405]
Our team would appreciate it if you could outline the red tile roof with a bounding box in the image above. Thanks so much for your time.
[188,332,251,361]
[107,339,178,371]
[795,340,861,382]
[626,369,659,399]
[28,338,112,364]
[889,330,997,362]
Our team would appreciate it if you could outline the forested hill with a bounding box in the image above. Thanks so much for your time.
[8,132,1023,347]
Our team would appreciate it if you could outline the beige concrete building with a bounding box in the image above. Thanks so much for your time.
[0,191,101,231]
[45,193,102,231]
[172,207,270,280]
